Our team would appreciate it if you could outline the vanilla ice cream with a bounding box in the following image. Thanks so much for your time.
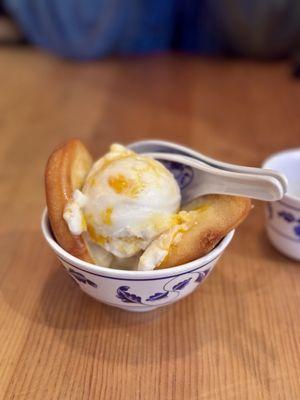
[63,144,181,261]
[137,207,207,271]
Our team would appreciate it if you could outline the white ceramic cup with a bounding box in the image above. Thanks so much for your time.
[263,149,300,261]
[41,209,234,312]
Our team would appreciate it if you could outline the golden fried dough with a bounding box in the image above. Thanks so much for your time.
[157,195,251,269]
[45,139,94,263]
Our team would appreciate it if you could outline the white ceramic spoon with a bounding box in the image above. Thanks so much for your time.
[144,152,285,203]
[128,139,288,192]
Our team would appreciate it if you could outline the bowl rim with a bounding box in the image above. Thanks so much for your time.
[262,147,300,203]
[41,208,234,278]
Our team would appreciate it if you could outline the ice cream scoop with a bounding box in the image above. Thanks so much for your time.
[63,144,181,258]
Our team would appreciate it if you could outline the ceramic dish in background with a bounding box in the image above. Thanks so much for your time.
[263,148,300,261]
[41,209,235,312]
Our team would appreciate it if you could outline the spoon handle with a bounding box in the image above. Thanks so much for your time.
[185,167,283,202]
[145,152,284,202]
[128,140,288,192]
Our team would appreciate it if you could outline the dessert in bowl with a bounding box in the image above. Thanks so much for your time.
[42,139,251,311]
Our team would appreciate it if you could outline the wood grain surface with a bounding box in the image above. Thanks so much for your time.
[0,48,299,400]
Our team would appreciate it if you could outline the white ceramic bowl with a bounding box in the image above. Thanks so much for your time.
[263,148,300,261]
[41,209,234,312]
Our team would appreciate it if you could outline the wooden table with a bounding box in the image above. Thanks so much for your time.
[0,48,299,400]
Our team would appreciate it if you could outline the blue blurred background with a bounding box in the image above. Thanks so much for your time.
[1,0,300,60]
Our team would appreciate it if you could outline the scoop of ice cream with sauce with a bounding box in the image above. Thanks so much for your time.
[63,144,181,261]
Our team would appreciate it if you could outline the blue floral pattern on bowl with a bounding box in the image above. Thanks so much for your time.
[56,252,220,311]
[116,269,210,306]
[160,160,194,190]
[68,268,98,288]
[266,202,300,242]
[116,286,142,304]
[277,210,300,237]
